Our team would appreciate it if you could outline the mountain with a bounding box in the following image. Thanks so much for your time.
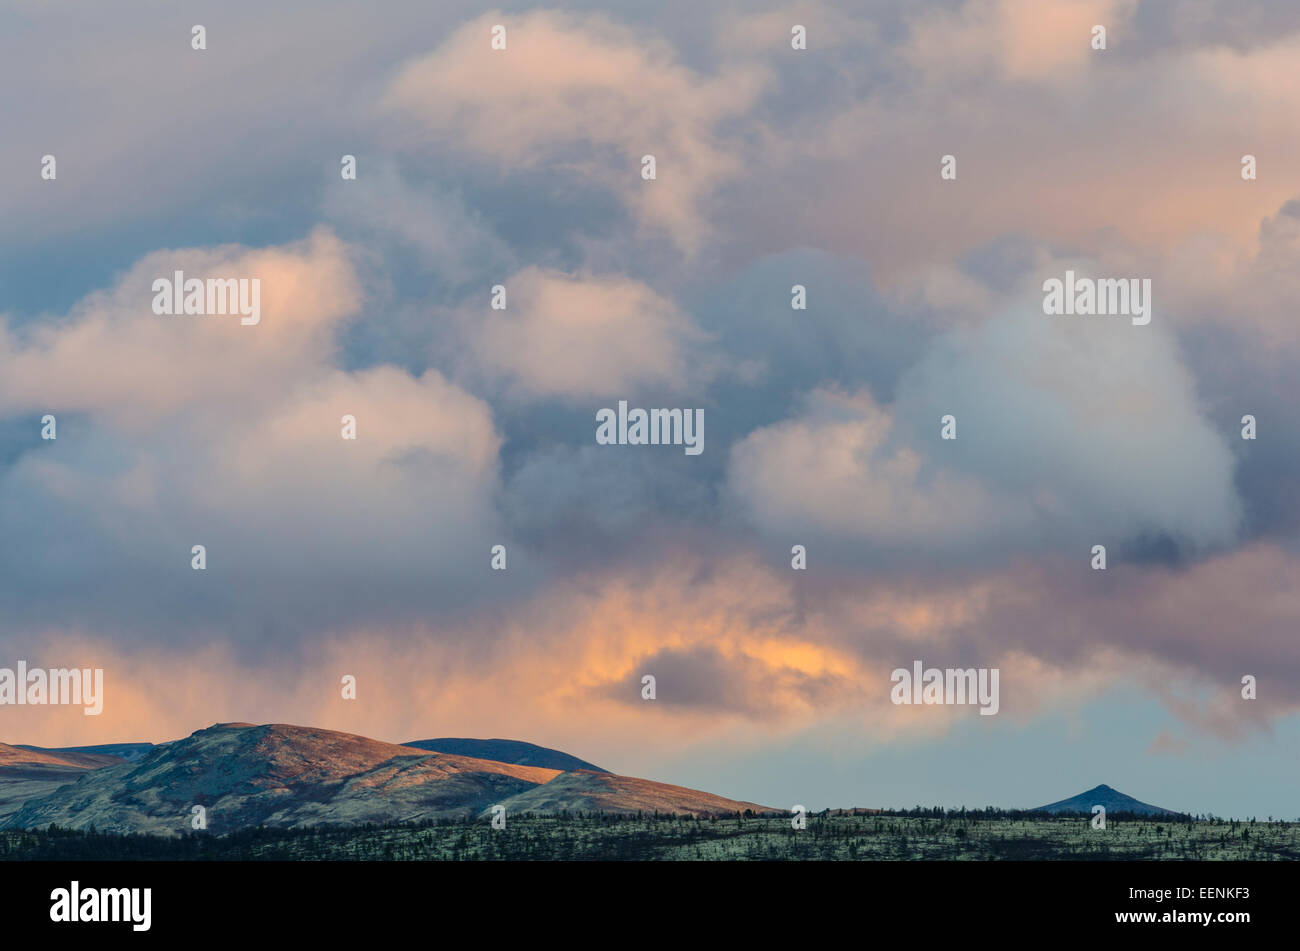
[17,741,156,762]
[0,743,124,770]
[0,743,125,821]
[2,723,555,835]
[1035,784,1179,816]
[492,770,769,816]
[401,738,607,773]
[0,722,769,835]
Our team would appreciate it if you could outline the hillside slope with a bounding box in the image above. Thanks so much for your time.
[0,743,124,821]
[490,769,773,817]
[2,723,560,835]
[2,722,769,834]
[402,737,607,773]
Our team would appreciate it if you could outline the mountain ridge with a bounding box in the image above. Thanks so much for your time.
[0,722,770,834]
[16,741,158,762]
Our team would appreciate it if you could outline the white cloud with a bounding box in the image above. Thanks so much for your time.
[384,10,769,252]
[729,275,1242,556]
[460,265,714,400]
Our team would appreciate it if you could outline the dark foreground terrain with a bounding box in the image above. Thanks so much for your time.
[4,811,1297,861]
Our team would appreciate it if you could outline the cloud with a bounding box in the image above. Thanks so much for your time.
[717,3,1300,283]
[384,10,769,252]
[728,387,1005,552]
[728,273,1242,560]
[322,162,516,284]
[0,231,515,649]
[1163,198,1300,347]
[0,228,361,424]
[18,537,1297,758]
[597,644,853,720]
[458,266,717,400]
[904,0,1137,83]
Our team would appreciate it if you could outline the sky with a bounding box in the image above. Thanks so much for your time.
[1,0,1298,818]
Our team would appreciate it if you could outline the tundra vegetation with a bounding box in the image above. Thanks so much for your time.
[3,809,1297,861]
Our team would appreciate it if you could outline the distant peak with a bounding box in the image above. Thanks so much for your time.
[1036,783,1176,816]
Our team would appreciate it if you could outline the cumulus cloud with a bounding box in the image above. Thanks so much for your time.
[458,266,717,400]
[384,10,769,252]
[1163,198,1300,346]
[728,387,1007,551]
[0,231,515,649]
[0,229,361,424]
[728,273,1242,560]
[322,162,516,284]
[728,1,1300,284]
[904,0,1137,83]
